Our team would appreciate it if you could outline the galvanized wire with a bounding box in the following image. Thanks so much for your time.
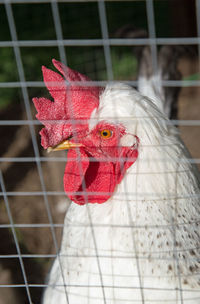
[0,0,200,303]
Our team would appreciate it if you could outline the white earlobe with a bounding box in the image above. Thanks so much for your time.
[120,134,137,147]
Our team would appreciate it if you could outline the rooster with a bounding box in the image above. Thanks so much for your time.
[33,59,200,304]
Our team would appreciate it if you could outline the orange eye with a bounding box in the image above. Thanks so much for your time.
[100,129,113,139]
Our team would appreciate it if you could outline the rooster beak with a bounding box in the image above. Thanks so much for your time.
[47,140,83,153]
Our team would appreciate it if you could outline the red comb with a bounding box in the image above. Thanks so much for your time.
[33,59,100,149]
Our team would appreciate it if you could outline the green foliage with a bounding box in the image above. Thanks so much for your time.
[112,49,137,80]
[12,3,56,40]
[0,1,171,111]
[59,2,102,39]
[106,1,147,36]
[99,48,137,80]
[0,48,19,109]
[184,73,200,81]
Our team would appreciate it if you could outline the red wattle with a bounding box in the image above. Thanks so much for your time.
[63,147,138,205]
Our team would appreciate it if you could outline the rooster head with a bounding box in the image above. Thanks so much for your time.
[33,60,139,205]
[33,59,100,149]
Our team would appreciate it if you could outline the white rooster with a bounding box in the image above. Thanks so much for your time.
[33,59,200,304]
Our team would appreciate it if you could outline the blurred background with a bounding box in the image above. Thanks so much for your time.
[0,0,200,303]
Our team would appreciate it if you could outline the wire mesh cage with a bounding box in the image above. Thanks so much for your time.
[0,0,200,303]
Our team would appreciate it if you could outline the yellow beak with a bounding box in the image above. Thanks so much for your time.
[47,140,82,153]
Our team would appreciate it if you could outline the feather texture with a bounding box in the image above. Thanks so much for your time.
[41,84,200,304]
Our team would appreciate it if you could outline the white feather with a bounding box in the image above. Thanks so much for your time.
[43,84,200,304]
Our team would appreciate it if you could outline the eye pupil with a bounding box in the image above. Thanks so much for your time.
[100,129,112,139]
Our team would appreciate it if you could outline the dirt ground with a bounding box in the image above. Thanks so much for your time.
[178,57,200,170]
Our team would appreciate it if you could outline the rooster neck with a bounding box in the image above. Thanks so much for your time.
[63,135,200,235]
[53,134,200,302]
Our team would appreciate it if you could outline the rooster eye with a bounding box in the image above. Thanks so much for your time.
[100,129,113,139]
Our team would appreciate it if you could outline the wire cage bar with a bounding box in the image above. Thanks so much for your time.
[0,0,200,304]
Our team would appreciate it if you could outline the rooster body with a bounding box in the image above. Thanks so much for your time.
[33,62,200,304]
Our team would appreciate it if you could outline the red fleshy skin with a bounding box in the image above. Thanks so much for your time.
[64,147,138,205]
[33,59,100,149]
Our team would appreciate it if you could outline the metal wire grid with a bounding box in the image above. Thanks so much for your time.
[0,0,200,303]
